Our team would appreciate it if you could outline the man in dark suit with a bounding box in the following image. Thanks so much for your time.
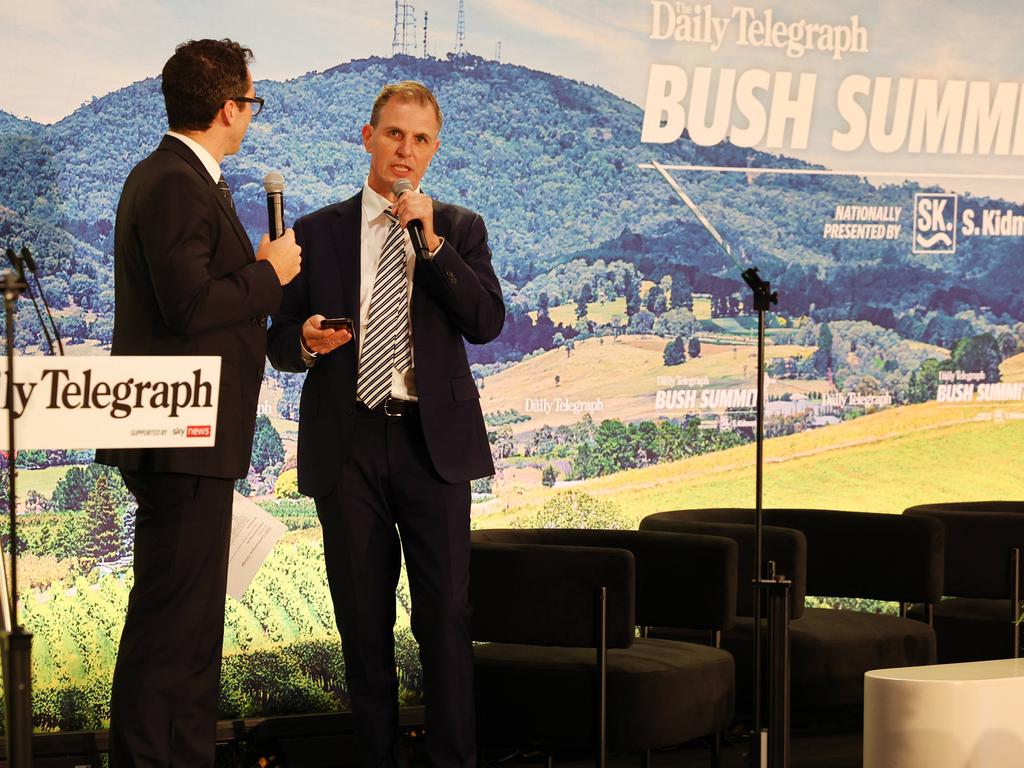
[267,81,504,767]
[95,39,301,767]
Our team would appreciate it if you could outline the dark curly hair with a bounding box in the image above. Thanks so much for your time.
[162,38,253,132]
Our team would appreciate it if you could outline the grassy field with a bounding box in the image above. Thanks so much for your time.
[1002,352,1024,382]
[478,335,822,432]
[474,399,1024,527]
[16,465,74,498]
[529,298,627,327]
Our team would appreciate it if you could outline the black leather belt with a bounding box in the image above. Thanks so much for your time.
[358,397,418,417]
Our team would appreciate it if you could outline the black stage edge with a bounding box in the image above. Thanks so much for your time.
[0,707,427,767]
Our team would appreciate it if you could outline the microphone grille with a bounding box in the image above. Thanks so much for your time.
[263,171,285,193]
[392,178,414,197]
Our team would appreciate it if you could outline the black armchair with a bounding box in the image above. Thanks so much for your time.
[470,528,738,765]
[904,501,1024,662]
[640,508,944,724]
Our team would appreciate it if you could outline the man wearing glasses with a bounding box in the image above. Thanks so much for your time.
[95,38,300,767]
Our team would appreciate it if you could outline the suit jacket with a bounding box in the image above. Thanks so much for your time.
[95,135,282,479]
[267,191,505,497]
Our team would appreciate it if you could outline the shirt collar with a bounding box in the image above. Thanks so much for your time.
[360,180,422,224]
[166,131,222,183]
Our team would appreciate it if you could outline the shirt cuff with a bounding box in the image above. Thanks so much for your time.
[299,334,318,368]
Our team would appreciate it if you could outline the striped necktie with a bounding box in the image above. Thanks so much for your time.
[217,176,234,210]
[357,211,412,409]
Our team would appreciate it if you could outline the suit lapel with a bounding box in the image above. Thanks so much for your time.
[331,193,363,345]
[159,135,255,261]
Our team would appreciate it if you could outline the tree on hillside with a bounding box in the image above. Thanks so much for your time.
[575,282,593,320]
[537,292,550,318]
[813,322,834,375]
[646,285,667,315]
[687,336,702,359]
[251,415,285,474]
[951,334,1003,383]
[623,272,641,317]
[516,489,627,530]
[51,466,92,512]
[628,310,654,334]
[663,336,687,366]
[81,473,122,568]
[670,271,694,310]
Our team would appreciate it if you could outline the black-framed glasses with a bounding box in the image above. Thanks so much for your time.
[227,96,264,117]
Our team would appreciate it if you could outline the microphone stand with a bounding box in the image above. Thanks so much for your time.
[1,267,33,768]
[21,248,63,356]
[650,162,789,768]
[4,250,52,356]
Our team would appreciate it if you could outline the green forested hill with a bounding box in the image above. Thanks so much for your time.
[1,54,1021,337]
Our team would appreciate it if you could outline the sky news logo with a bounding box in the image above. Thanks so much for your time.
[913,193,958,255]
[187,425,212,438]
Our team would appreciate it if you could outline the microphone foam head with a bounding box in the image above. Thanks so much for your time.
[392,178,414,197]
[263,171,285,193]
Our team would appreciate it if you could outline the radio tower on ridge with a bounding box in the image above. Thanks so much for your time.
[423,11,430,58]
[454,0,466,57]
[392,0,417,56]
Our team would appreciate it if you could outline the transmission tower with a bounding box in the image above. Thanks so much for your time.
[391,0,400,55]
[495,41,501,62]
[454,0,466,56]
[423,11,430,58]
[392,0,417,56]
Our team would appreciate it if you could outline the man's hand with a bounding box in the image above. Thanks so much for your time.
[257,229,302,285]
[393,191,441,253]
[302,314,353,355]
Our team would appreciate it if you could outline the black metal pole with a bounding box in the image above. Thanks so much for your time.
[2,269,32,768]
[595,586,607,768]
[743,269,779,768]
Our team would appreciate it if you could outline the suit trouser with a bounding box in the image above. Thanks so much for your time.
[315,407,476,768]
[110,470,234,768]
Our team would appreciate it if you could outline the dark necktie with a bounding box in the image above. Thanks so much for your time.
[357,211,412,408]
[217,176,234,211]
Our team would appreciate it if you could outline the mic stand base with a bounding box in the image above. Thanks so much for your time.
[1,627,33,768]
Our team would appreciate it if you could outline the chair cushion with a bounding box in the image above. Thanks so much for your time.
[474,637,734,751]
[716,608,936,717]
[910,598,1017,663]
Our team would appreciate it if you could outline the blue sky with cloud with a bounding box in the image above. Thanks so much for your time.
[2,0,1021,199]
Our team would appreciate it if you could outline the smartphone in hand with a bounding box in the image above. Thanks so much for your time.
[320,317,353,333]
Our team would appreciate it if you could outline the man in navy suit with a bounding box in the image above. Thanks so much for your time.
[96,39,301,767]
[267,81,504,767]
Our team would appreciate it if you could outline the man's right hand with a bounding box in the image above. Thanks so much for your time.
[257,229,302,285]
[302,314,353,355]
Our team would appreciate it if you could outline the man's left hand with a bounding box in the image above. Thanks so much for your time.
[393,190,441,252]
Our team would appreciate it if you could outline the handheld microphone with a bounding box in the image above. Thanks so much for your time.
[392,179,432,261]
[264,171,285,240]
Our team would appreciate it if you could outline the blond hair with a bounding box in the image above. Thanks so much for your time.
[369,81,443,131]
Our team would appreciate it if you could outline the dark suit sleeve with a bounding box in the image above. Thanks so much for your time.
[414,211,505,344]
[137,166,281,336]
[267,216,312,373]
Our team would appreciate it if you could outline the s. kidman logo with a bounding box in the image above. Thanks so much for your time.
[187,425,212,438]
[913,193,958,255]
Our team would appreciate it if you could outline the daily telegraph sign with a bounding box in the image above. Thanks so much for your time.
[0,356,221,448]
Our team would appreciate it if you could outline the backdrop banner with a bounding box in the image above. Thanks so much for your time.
[0,0,1020,731]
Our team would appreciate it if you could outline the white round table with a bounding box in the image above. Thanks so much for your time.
[864,658,1024,767]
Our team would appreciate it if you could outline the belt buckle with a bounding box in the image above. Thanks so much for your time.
[383,398,403,417]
